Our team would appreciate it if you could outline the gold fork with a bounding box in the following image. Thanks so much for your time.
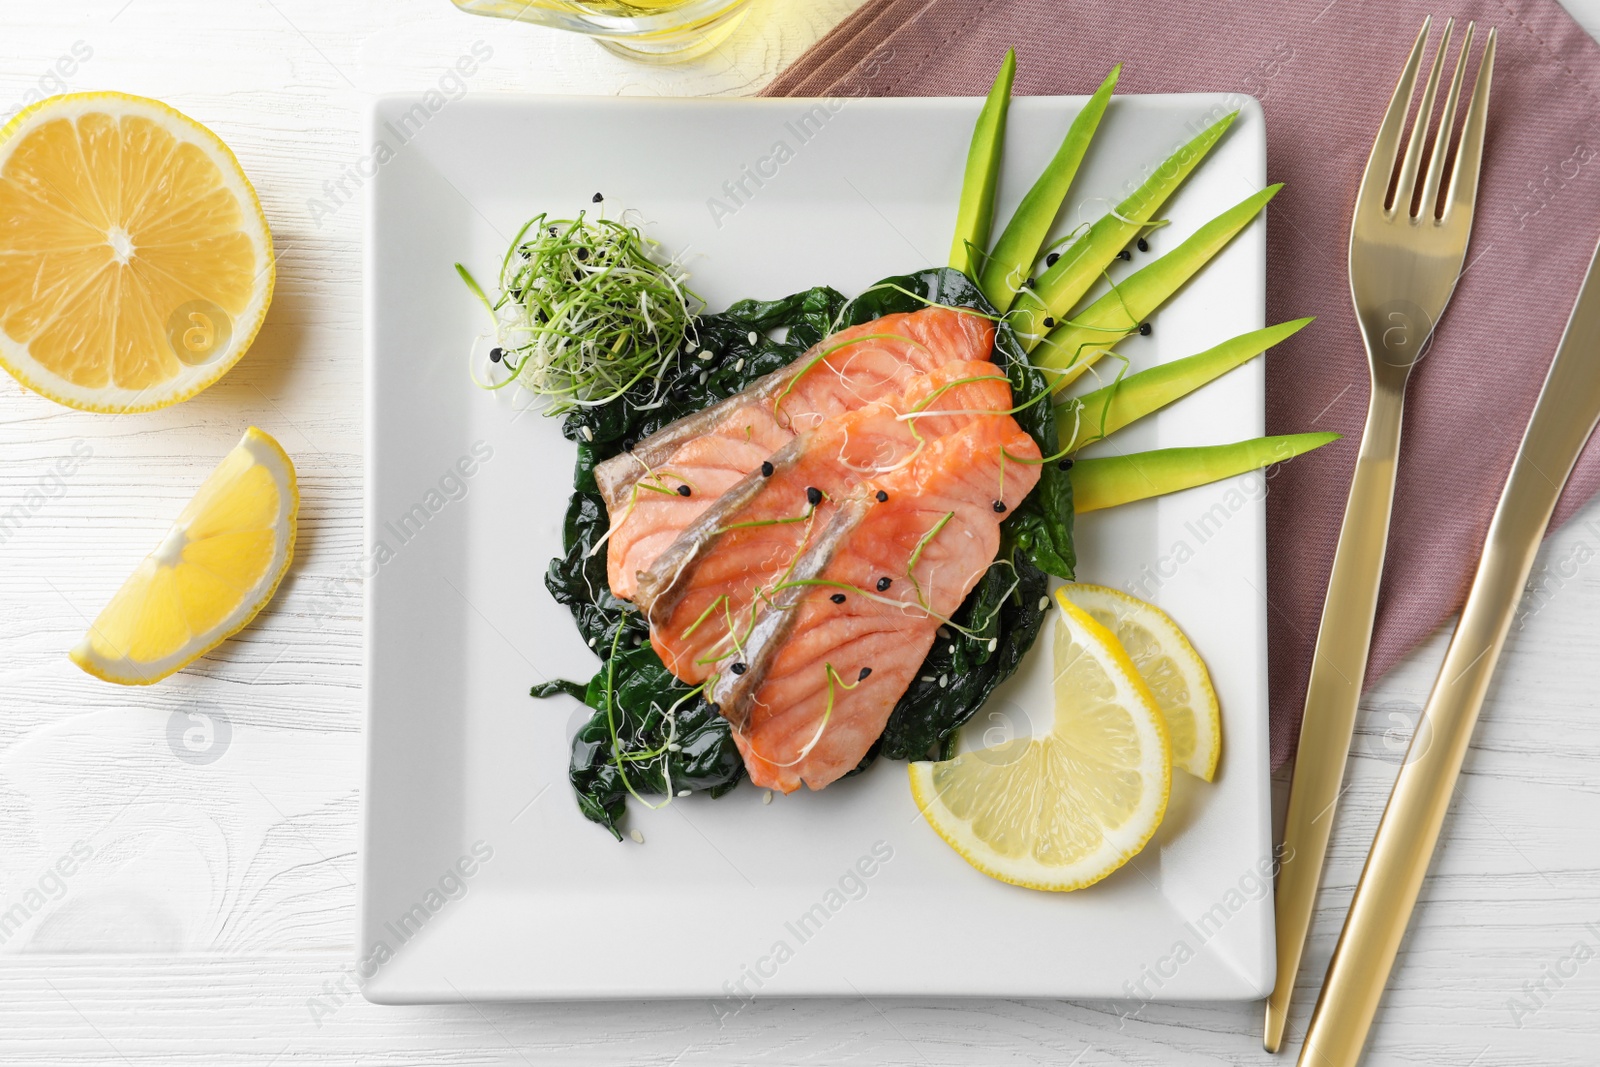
[1264,16,1495,1053]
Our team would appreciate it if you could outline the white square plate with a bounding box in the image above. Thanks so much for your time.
[361,91,1273,1003]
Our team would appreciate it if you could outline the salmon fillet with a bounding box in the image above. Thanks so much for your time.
[640,361,1016,683]
[707,414,1043,793]
[594,307,994,602]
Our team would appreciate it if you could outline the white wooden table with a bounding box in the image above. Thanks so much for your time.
[5,1,1600,1063]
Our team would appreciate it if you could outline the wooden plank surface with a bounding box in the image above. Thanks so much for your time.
[3,1,1599,1063]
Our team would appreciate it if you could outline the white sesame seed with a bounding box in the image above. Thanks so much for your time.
[677,789,691,797]
[920,676,935,684]
[630,829,645,844]
[587,637,596,647]
[747,331,759,345]
[581,425,594,441]
[939,674,949,688]
[697,348,713,360]
[947,644,956,656]
[938,627,951,640]
[734,358,744,372]
[762,790,774,805]
[667,743,681,752]
[698,371,708,385]
[987,638,998,652]
[1039,596,1050,611]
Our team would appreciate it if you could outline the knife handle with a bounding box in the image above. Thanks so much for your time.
[1296,450,1564,1067]
[1263,382,1404,1053]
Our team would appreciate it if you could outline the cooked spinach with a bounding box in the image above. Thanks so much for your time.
[534,268,1074,837]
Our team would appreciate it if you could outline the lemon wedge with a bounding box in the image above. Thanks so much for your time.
[1057,584,1221,781]
[70,427,297,685]
[0,92,274,412]
[908,594,1170,891]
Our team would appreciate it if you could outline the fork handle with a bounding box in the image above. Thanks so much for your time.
[1263,382,1405,1052]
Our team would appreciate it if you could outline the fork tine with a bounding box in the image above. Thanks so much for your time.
[1358,18,1433,213]
[1443,27,1497,219]
[1393,17,1454,214]
[1419,21,1475,218]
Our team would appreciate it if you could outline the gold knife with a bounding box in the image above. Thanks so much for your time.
[1296,232,1600,1066]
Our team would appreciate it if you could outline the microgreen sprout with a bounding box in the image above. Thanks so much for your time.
[459,209,703,414]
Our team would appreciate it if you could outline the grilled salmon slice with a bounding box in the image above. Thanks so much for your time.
[708,415,1043,793]
[594,307,994,602]
[640,361,1015,683]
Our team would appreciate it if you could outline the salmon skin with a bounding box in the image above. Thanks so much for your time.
[593,307,994,603]
[707,413,1043,793]
[639,361,1015,684]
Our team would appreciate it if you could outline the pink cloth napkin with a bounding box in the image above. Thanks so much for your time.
[764,0,1600,768]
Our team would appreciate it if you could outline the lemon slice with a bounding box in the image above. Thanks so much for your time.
[908,595,1170,891]
[1056,584,1221,781]
[70,427,297,685]
[0,92,274,412]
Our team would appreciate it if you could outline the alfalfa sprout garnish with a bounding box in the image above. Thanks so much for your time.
[457,208,702,414]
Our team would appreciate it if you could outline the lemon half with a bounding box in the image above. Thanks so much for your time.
[70,427,297,685]
[909,595,1171,892]
[1057,583,1221,780]
[0,92,274,412]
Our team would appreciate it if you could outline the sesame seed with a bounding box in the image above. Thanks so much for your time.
[1058,458,1074,472]
[734,358,744,372]
[938,674,948,688]
[806,486,822,506]
[830,593,847,604]
[920,676,935,683]
[763,790,774,805]
[1138,322,1152,336]
[947,644,956,656]
[592,192,604,203]
[630,829,645,844]
[938,627,951,639]
[1046,252,1060,267]
[761,461,774,477]
[677,789,691,797]
[858,667,872,681]
[489,347,504,363]
[1039,596,1050,611]
[587,637,596,647]
[875,490,888,502]
[1117,249,1131,261]
[577,247,590,261]
[992,500,1007,513]
[677,484,691,497]
[697,348,713,360]
[876,577,891,591]
[1137,237,1149,252]
[1042,317,1055,328]
[987,638,998,652]
[668,743,681,752]
[698,371,708,385]
[730,662,747,675]
[747,331,759,345]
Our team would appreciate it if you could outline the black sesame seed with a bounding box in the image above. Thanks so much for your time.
[830,593,847,604]
[1046,252,1060,267]
[1058,458,1075,472]
[1042,317,1055,328]
[489,347,504,363]
[875,490,888,502]
[993,500,1007,513]
[730,662,747,676]
[858,667,872,681]
[592,192,604,203]
[1024,277,1036,289]
[876,577,891,591]
[548,227,558,237]
[677,484,692,497]
[1138,322,1152,336]
[1137,237,1150,253]
[760,461,774,477]
[806,486,822,506]
[576,247,590,261]
[1118,249,1132,261]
